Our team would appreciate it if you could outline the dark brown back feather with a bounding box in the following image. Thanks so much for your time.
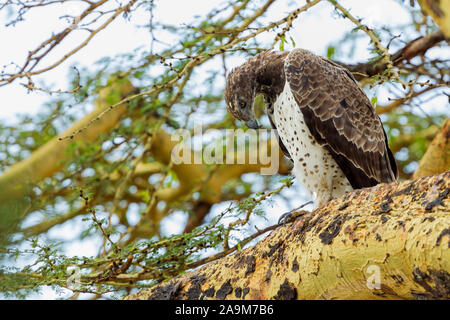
[284,49,397,188]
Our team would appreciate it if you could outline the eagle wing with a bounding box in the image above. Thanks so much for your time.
[284,49,397,188]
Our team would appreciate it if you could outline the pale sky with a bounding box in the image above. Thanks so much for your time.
[0,0,422,121]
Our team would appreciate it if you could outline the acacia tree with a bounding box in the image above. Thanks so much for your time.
[0,0,448,299]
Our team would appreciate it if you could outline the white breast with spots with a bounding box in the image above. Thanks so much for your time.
[273,81,353,208]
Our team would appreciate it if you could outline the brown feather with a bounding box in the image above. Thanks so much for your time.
[284,49,397,187]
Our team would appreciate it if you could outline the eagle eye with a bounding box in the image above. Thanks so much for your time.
[238,99,247,109]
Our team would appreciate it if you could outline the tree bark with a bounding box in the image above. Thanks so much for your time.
[125,171,450,300]
[414,118,450,179]
[418,0,450,37]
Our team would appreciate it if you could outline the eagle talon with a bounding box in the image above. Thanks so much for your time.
[278,209,308,225]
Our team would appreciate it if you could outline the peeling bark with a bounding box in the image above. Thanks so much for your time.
[125,172,450,300]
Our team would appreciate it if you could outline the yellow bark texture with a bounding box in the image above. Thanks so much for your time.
[418,0,450,37]
[414,119,450,179]
[126,171,450,300]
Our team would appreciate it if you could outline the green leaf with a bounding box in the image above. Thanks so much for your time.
[289,36,296,48]
[279,35,286,51]
[371,96,378,107]
[326,46,335,60]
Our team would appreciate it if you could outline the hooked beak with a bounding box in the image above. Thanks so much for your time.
[245,119,260,129]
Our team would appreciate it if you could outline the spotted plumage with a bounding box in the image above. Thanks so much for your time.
[225,49,397,208]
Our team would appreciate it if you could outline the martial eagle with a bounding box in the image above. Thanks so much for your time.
[225,49,397,209]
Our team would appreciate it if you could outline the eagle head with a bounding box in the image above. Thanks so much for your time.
[224,65,259,129]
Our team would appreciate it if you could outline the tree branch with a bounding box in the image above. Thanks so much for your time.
[125,172,450,300]
[0,78,136,203]
[340,31,447,81]
[418,0,450,37]
[414,119,450,179]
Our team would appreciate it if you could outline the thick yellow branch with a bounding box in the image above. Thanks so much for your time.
[150,129,291,204]
[414,118,450,179]
[0,79,135,202]
[419,0,450,37]
[0,79,135,237]
[126,172,450,300]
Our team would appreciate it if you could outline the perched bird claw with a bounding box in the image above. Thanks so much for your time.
[278,209,308,225]
[278,201,312,224]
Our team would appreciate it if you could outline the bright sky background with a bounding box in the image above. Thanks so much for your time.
[0,0,448,299]
[0,0,420,121]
